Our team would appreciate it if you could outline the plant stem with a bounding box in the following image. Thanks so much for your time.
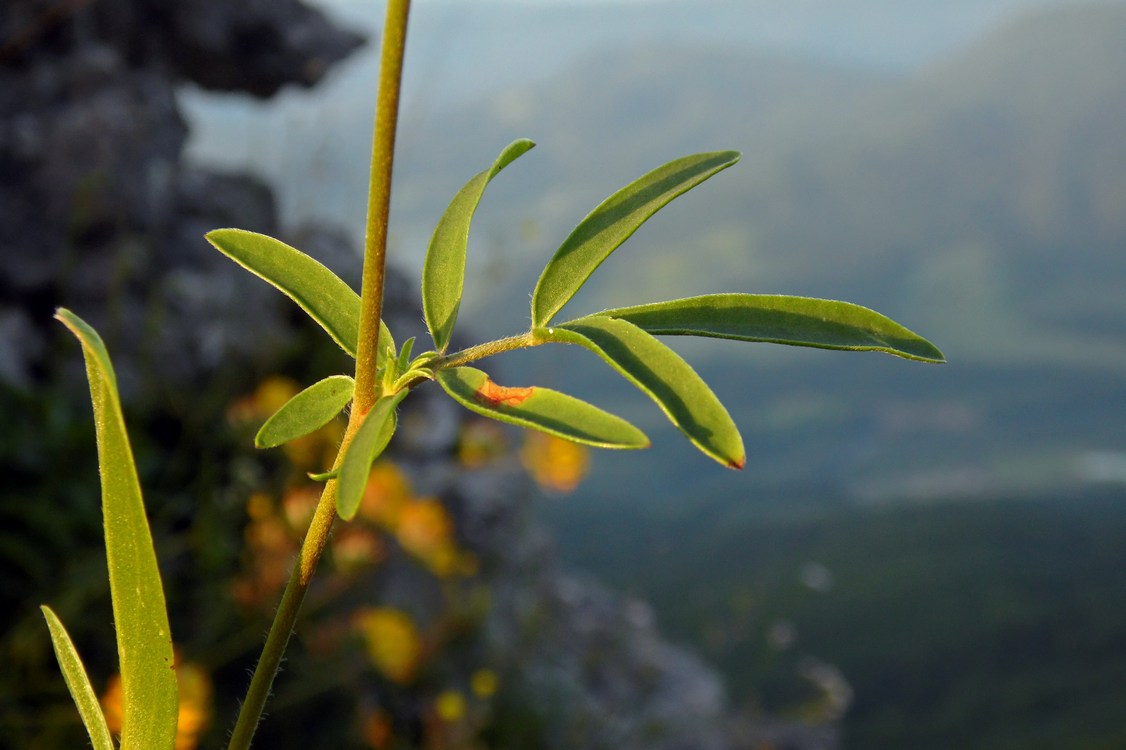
[436,331,538,370]
[355,0,413,414]
[225,470,346,750]
[227,2,412,747]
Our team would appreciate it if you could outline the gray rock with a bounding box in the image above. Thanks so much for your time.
[0,0,364,394]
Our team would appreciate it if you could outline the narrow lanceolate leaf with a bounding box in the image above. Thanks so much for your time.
[531,151,741,327]
[40,606,114,750]
[423,139,535,352]
[255,375,355,449]
[336,391,408,521]
[436,366,649,450]
[396,337,416,376]
[206,228,362,356]
[55,309,178,750]
[601,294,946,363]
[541,316,745,469]
[378,319,397,373]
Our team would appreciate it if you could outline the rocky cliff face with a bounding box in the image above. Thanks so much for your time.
[0,0,365,392]
[1,3,827,748]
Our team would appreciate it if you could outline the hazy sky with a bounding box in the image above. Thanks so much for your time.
[317,0,660,7]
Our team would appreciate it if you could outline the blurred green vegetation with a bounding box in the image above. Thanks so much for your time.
[547,488,1126,749]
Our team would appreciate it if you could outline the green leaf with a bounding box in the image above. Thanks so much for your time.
[396,337,416,376]
[40,606,115,750]
[378,319,397,372]
[423,139,535,352]
[436,366,649,449]
[206,228,362,356]
[336,391,408,521]
[55,309,178,750]
[531,151,740,327]
[255,375,355,449]
[540,316,744,468]
[601,294,946,363]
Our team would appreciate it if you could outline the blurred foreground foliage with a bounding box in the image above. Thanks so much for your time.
[0,325,588,748]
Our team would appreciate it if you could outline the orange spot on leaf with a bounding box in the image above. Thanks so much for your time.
[474,378,534,407]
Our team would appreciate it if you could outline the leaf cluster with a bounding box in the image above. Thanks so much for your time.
[208,140,940,478]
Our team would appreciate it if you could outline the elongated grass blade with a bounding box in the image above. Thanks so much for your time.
[40,606,115,750]
[55,309,178,750]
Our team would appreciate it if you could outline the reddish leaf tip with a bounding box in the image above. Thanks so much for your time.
[727,456,746,470]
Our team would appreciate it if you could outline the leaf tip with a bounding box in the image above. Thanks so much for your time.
[901,336,946,364]
[203,227,239,241]
[202,228,229,247]
[727,455,746,471]
[53,307,77,331]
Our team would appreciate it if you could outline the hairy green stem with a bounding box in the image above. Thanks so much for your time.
[355,0,412,413]
[227,2,412,747]
[436,331,539,370]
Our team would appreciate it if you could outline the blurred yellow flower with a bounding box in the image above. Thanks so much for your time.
[359,461,414,527]
[521,431,590,494]
[174,662,214,750]
[470,668,499,698]
[234,494,295,608]
[282,485,319,533]
[100,674,122,738]
[245,491,273,521]
[456,419,508,468]
[332,525,386,573]
[456,552,480,578]
[228,374,300,427]
[354,607,422,684]
[252,375,302,415]
[227,375,345,470]
[360,705,394,749]
[282,417,344,471]
[434,689,466,723]
[396,498,457,576]
[101,657,213,750]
